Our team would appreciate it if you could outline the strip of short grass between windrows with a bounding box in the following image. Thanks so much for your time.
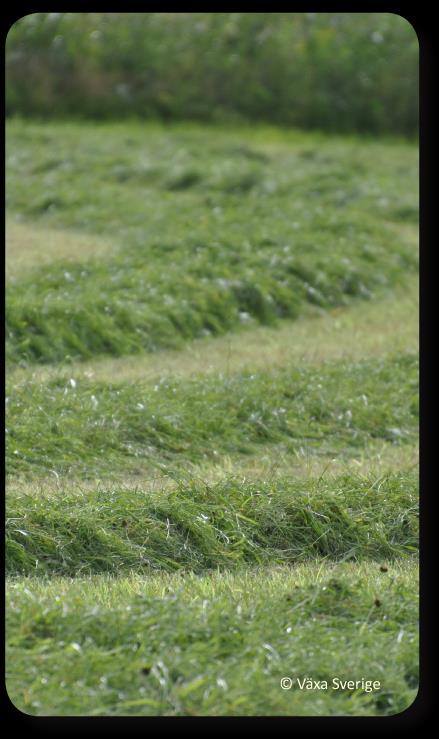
[6,472,418,577]
[5,440,419,500]
[6,561,418,716]
[6,121,417,366]
[5,221,122,281]
[6,352,418,479]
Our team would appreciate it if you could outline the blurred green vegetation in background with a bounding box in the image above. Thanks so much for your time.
[6,12,418,136]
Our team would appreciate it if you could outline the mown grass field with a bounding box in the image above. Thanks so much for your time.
[6,120,418,716]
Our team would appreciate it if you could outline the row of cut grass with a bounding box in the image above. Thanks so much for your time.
[6,121,418,365]
[7,270,418,387]
[6,218,416,366]
[6,352,418,479]
[6,472,418,576]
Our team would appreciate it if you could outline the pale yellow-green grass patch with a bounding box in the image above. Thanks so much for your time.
[6,440,418,500]
[6,219,119,281]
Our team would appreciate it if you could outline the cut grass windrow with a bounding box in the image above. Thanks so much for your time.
[7,272,418,387]
[6,473,418,576]
[5,225,416,366]
[6,353,418,479]
[6,121,418,365]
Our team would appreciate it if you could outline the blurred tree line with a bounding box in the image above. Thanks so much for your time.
[6,12,418,136]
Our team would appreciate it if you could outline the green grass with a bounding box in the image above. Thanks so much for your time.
[6,473,418,577]
[6,120,418,716]
[7,352,418,479]
[7,269,418,389]
[6,562,418,716]
[6,120,417,365]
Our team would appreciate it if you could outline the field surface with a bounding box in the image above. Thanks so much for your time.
[6,120,418,716]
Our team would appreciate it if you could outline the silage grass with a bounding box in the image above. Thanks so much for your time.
[6,120,418,365]
[7,268,418,387]
[5,119,419,717]
[6,472,418,576]
[6,560,418,716]
[6,352,418,479]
